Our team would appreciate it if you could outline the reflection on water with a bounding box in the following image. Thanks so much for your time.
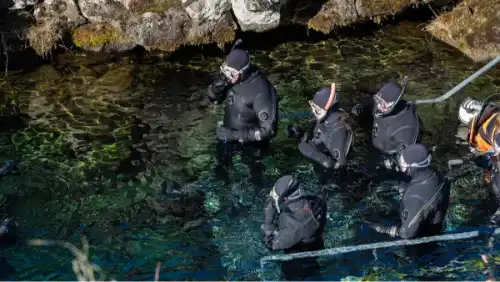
[0,22,499,280]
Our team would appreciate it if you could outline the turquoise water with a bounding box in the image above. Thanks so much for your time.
[0,22,499,280]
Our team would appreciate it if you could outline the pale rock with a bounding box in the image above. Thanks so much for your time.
[181,0,231,23]
[230,0,280,31]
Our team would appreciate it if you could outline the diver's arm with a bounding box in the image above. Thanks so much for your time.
[232,90,278,142]
[207,74,230,104]
[324,126,353,168]
[263,198,277,226]
[298,141,335,169]
[271,215,316,250]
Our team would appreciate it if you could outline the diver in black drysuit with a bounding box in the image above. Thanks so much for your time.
[207,43,278,186]
[287,85,353,184]
[0,218,17,279]
[351,79,420,174]
[261,175,326,281]
[365,143,451,241]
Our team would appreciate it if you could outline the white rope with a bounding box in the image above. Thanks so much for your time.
[260,227,500,266]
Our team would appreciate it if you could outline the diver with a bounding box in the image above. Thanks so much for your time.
[351,77,420,172]
[261,175,326,281]
[287,84,353,184]
[207,40,279,186]
[0,218,17,279]
[456,97,500,182]
[365,143,450,239]
[456,97,500,225]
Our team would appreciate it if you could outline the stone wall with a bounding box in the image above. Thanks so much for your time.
[5,0,493,58]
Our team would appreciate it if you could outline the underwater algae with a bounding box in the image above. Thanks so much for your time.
[0,21,499,280]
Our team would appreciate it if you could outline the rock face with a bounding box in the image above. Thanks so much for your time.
[426,0,500,62]
[231,0,281,31]
[4,0,475,55]
[308,0,423,33]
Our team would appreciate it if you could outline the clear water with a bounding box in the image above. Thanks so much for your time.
[0,22,499,280]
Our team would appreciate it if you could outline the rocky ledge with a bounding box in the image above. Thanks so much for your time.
[0,0,498,62]
[426,0,500,62]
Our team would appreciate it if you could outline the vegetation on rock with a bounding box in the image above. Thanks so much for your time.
[26,18,64,58]
[72,23,135,52]
[308,0,421,34]
[426,0,500,62]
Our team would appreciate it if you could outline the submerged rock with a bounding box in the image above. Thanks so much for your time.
[425,0,500,62]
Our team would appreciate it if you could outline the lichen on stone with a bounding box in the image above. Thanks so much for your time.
[72,23,135,52]
[426,0,500,62]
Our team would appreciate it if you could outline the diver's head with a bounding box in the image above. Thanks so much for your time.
[309,84,337,120]
[0,218,17,246]
[398,144,432,176]
[374,82,405,117]
[269,175,302,213]
[220,49,250,84]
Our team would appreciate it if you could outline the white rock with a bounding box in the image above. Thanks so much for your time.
[231,0,280,31]
[182,0,231,23]
[9,0,37,9]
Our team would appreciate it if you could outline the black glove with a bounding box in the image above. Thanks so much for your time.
[376,184,406,198]
[261,224,278,251]
[207,76,229,104]
[364,220,399,237]
[216,126,237,142]
[489,209,500,226]
[286,124,304,139]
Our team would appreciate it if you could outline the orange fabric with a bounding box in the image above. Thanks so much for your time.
[470,113,500,153]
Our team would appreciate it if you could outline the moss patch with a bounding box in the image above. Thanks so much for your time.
[72,23,134,51]
[128,0,181,14]
[363,0,417,16]
[426,0,500,62]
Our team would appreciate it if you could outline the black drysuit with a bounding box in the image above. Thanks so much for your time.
[263,194,327,280]
[373,168,450,239]
[357,100,420,169]
[208,67,279,184]
[298,108,353,171]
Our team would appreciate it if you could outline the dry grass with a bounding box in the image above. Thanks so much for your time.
[29,236,113,281]
[426,0,500,62]
[26,19,63,59]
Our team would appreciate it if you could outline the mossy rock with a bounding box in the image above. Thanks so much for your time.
[72,23,136,52]
[308,0,419,34]
[128,0,181,14]
[426,0,500,62]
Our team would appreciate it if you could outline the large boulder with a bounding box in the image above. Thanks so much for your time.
[231,0,280,31]
[182,0,232,23]
[426,0,500,62]
[72,5,236,52]
[34,0,86,26]
[308,0,422,33]
[8,0,37,9]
